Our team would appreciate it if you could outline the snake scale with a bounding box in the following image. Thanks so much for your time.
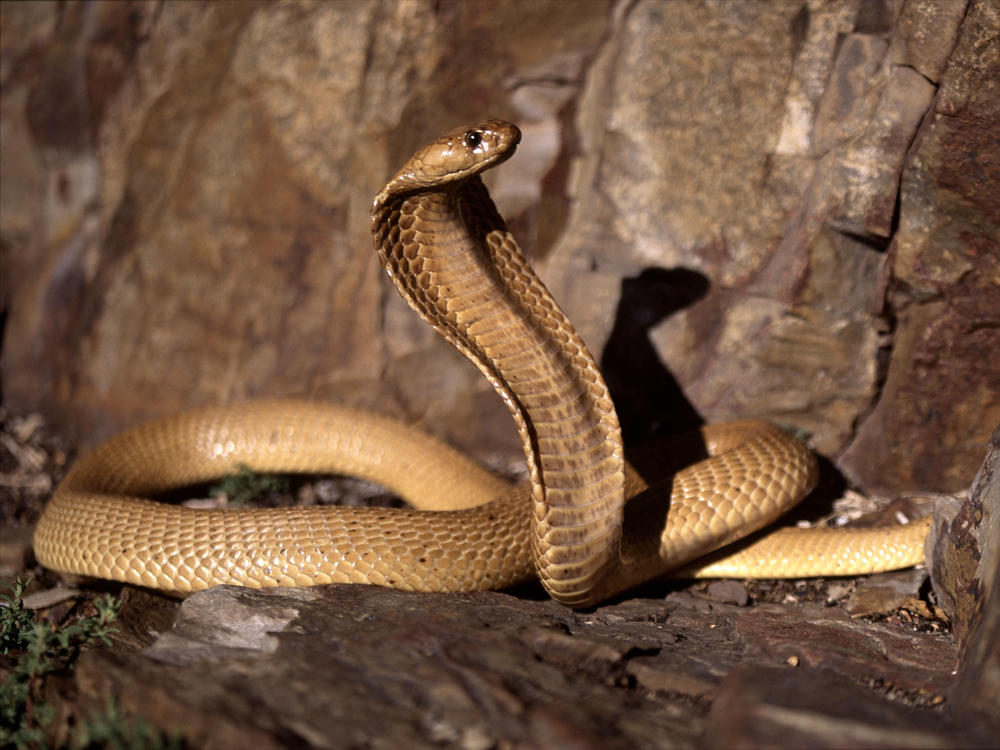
[33,120,930,608]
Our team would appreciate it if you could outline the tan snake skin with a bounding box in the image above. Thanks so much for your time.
[33,120,929,607]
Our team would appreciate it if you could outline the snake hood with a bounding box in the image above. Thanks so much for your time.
[373,119,521,204]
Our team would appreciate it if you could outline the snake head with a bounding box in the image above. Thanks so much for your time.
[375,120,521,202]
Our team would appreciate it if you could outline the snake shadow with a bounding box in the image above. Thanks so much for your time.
[599,265,845,500]
[548,265,849,606]
[600,267,708,448]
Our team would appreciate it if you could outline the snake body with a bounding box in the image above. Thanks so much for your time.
[33,120,929,607]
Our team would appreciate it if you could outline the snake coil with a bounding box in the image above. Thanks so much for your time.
[33,120,929,607]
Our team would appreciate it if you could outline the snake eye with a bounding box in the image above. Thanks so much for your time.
[464,131,483,149]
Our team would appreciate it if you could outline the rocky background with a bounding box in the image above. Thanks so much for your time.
[1,0,998,748]
[3,0,997,489]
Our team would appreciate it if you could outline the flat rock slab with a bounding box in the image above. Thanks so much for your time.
[73,583,974,749]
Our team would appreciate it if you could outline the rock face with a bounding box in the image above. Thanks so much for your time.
[839,0,1000,491]
[76,585,967,750]
[932,424,1000,731]
[2,0,997,494]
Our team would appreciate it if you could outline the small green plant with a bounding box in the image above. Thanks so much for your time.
[0,578,37,655]
[0,578,139,748]
[210,464,292,506]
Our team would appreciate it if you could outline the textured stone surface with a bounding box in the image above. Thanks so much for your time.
[67,584,975,749]
[1,0,612,463]
[890,0,969,82]
[2,0,996,497]
[932,424,1000,737]
[839,0,1000,492]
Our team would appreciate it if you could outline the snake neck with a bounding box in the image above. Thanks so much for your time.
[372,177,626,606]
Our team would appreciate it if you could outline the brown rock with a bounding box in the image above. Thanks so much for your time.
[705,665,957,750]
[0,0,610,462]
[933,424,1000,738]
[890,0,969,82]
[67,583,977,748]
[843,568,930,619]
[840,0,1000,493]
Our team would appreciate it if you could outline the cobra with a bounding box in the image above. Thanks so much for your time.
[33,120,929,608]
